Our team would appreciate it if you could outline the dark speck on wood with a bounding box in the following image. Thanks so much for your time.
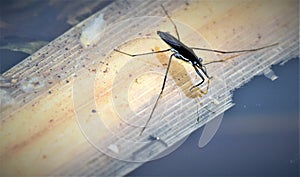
[257,33,262,39]
[103,67,109,73]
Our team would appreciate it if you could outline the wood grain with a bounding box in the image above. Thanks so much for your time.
[0,0,298,176]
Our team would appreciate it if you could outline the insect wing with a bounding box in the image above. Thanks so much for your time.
[157,31,182,48]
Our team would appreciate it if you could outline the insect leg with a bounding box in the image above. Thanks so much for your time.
[160,5,180,41]
[140,53,175,135]
[201,65,212,79]
[114,48,171,57]
[191,43,278,54]
[194,97,215,123]
[203,56,241,65]
[190,65,210,95]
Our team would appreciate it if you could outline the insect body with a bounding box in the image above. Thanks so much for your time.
[157,31,210,91]
[114,5,278,135]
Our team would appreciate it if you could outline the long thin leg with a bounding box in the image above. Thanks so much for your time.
[114,48,171,57]
[140,53,175,135]
[204,56,238,65]
[161,5,180,41]
[190,65,210,95]
[191,43,278,54]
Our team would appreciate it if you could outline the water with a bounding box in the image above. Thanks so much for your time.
[0,1,298,176]
[127,58,299,176]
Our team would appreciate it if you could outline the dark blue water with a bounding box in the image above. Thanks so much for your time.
[0,0,111,73]
[127,58,299,176]
[1,1,298,176]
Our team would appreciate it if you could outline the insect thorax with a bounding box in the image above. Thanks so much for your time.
[171,48,190,62]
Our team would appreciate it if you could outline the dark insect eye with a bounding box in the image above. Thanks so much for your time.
[198,57,203,63]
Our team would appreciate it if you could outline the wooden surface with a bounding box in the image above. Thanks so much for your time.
[0,0,298,176]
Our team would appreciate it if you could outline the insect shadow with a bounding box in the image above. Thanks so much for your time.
[114,5,278,135]
[154,46,202,98]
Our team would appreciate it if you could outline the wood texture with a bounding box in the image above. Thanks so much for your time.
[0,0,298,176]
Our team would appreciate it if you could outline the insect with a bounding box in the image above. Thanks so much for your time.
[114,5,278,135]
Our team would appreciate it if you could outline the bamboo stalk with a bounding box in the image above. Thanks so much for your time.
[0,0,298,176]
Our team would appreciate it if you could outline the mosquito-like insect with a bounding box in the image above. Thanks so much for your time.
[114,5,278,135]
